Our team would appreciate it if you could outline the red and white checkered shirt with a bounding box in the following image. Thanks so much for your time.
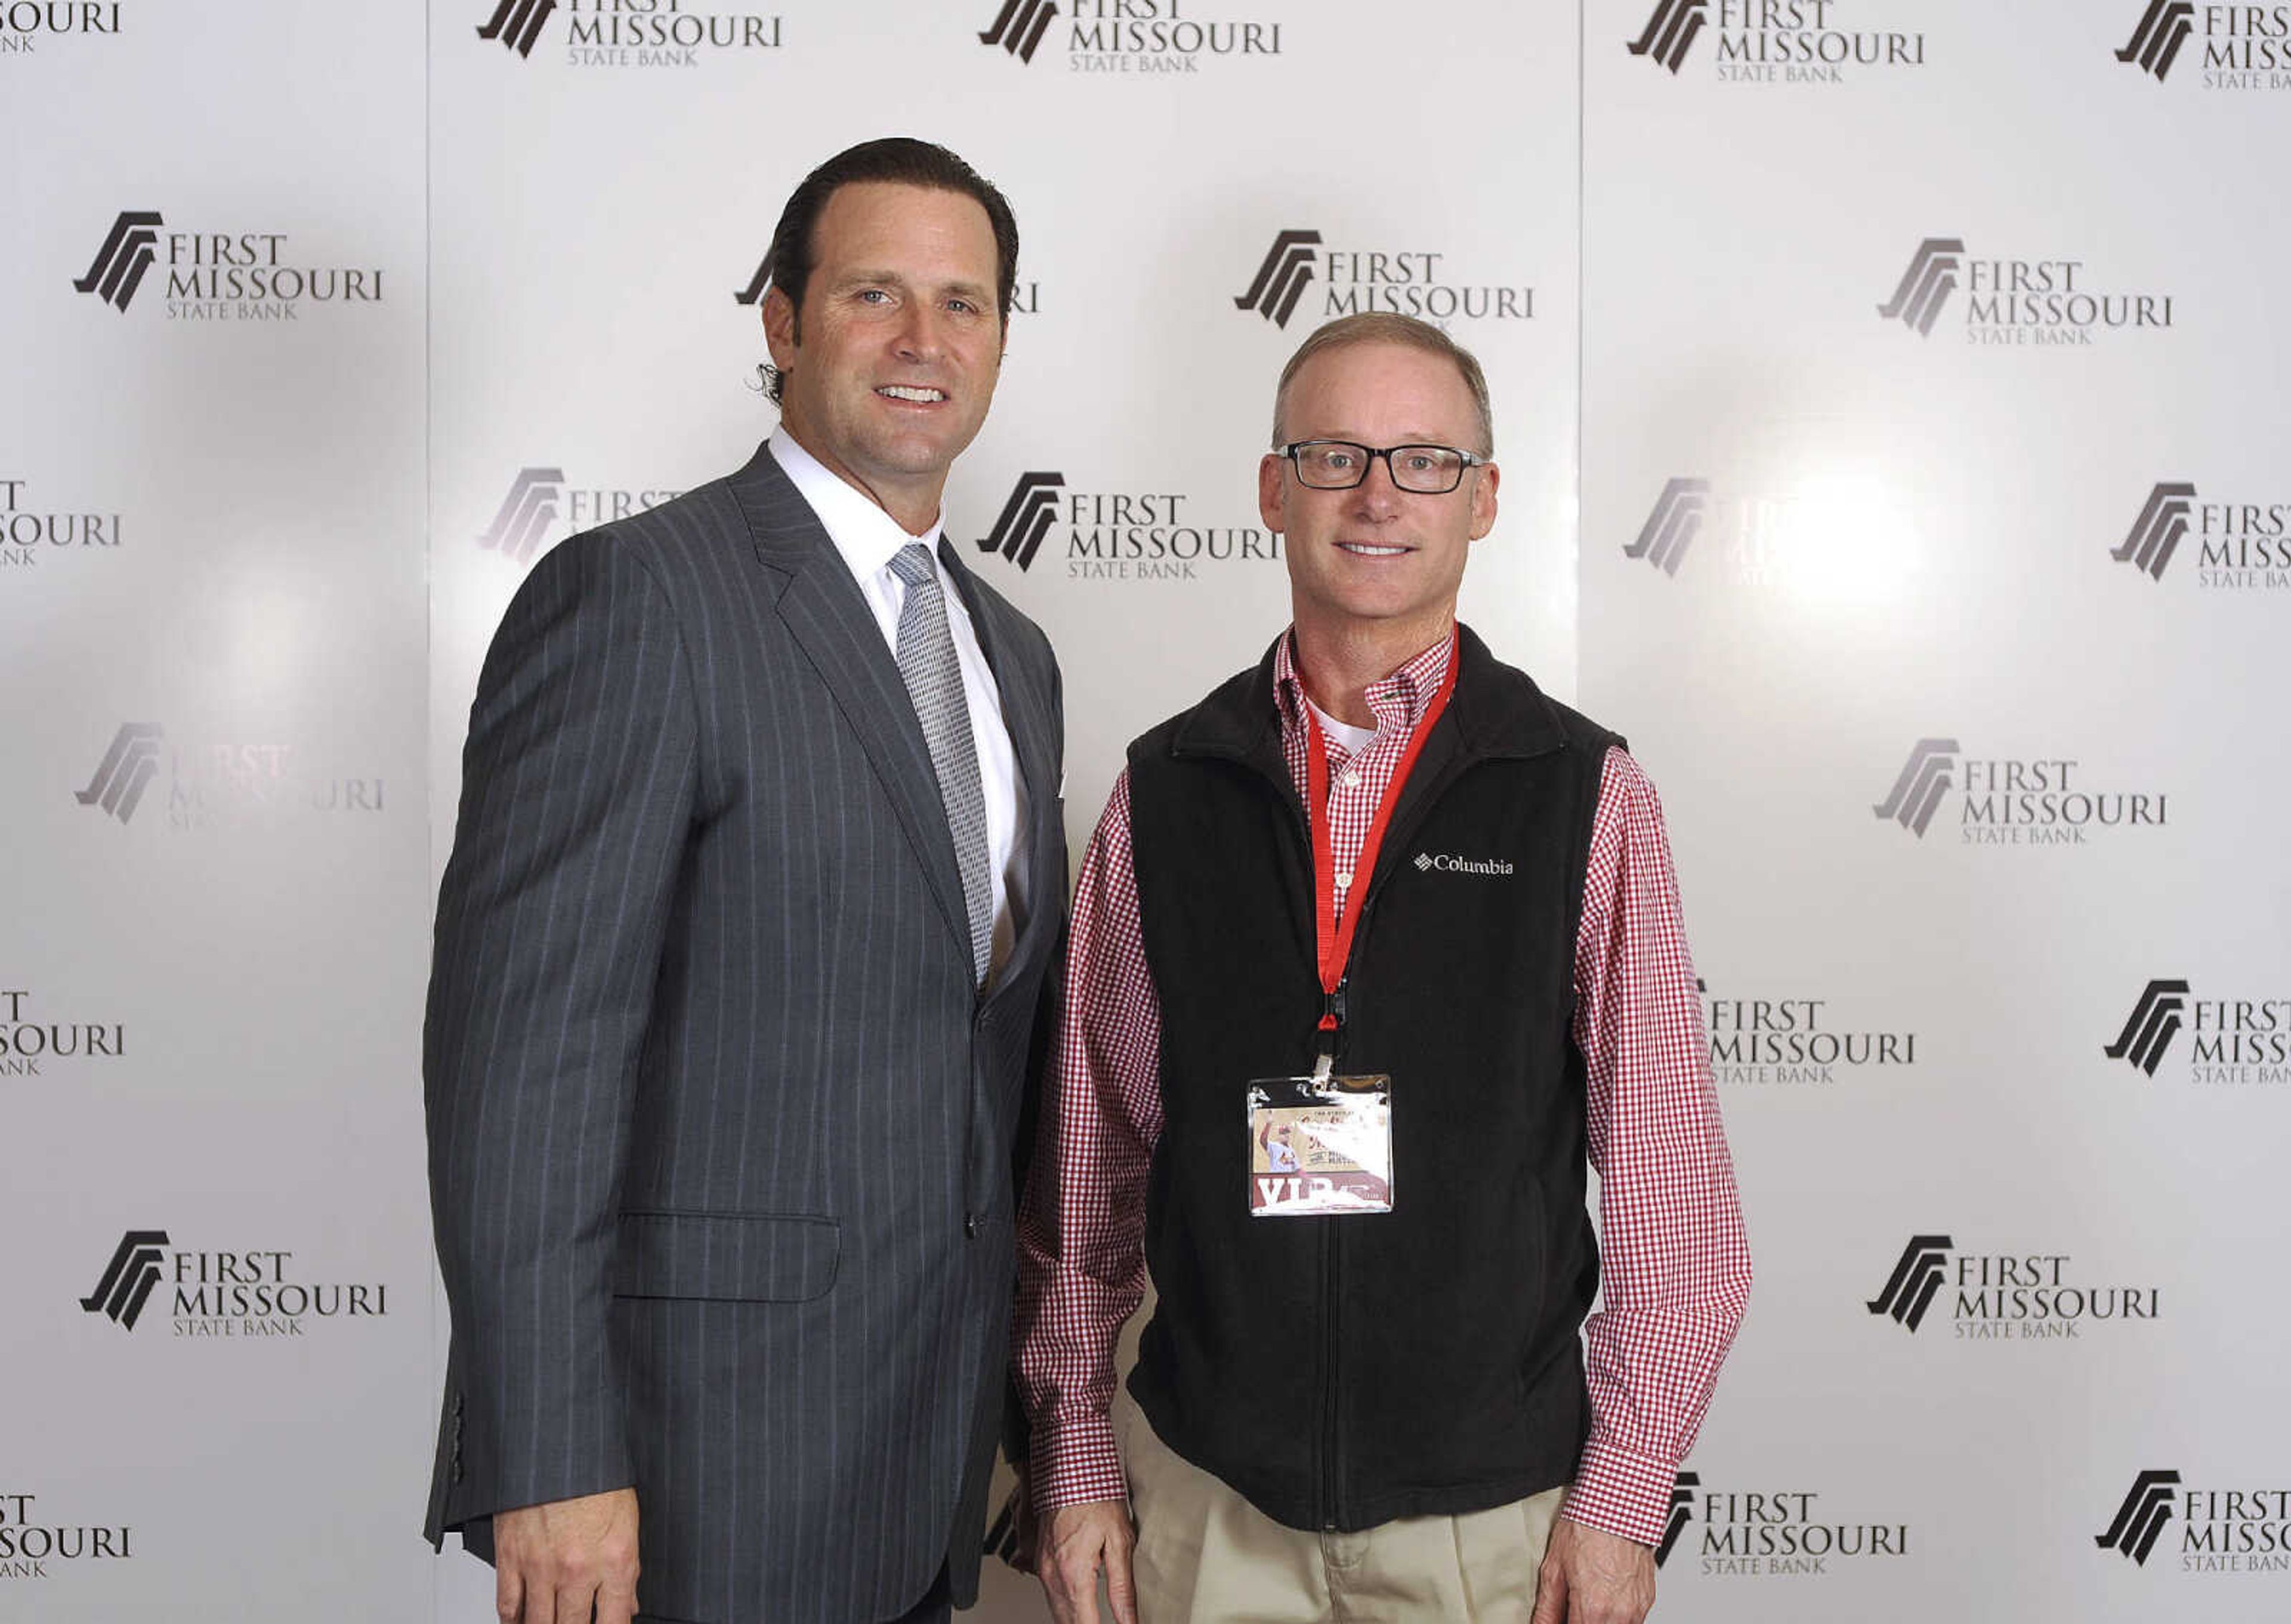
[1012,628,1752,1549]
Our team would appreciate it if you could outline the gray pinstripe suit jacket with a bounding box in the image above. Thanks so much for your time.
[421,444,1067,1623]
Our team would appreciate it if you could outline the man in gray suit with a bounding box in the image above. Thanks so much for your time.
[423,138,1067,1624]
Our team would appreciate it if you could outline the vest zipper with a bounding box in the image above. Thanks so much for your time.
[1267,758,1350,1529]
[1317,878,1385,1530]
[1321,1216,1342,1529]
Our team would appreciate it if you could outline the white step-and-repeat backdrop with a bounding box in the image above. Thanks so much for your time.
[5,2,2284,1620]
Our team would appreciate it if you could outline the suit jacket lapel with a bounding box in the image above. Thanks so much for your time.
[728,446,974,964]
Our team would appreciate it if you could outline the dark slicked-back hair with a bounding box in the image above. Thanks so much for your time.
[757,137,1021,403]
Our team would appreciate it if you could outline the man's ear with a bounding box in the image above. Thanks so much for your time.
[1258,453,1288,533]
[1468,461,1501,541]
[762,285,799,373]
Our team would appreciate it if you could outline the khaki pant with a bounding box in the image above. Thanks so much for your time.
[1113,1383,1567,1623]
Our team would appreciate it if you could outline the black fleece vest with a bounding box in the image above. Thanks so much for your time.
[1124,628,1619,1533]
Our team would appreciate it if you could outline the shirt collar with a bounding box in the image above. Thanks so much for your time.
[768,425,942,581]
[1274,625,1458,743]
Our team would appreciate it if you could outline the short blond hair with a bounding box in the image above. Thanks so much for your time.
[1270,313,1495,457]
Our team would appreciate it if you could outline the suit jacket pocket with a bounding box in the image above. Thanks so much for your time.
[612,1209,840,1302]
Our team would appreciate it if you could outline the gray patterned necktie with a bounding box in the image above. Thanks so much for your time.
[889,543,995,989]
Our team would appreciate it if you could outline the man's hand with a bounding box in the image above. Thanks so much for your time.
[1036,1498,1138,1624]
[1530,1514,1656,1624]
[492,1487,640,1624]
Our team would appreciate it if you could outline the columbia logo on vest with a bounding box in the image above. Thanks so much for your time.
[1414,852,1515,876]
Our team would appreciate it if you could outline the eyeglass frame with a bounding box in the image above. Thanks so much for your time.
[1271,439,1493,495]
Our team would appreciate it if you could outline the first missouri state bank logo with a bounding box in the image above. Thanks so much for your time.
[2105,980,2189,1076]
[476,0,783,63]
[1654,1468,1911,1576]
[71,211,163,311]
[1875,238,1963,336]
[2105,978,2290,1084]
[978,473,1065,572]
[974,469,1278,582]
[2113,481,2291,590]
[2119,2,2196,77]
[1870,738,1957,837]
[79,1230,169,1330]
[73,723,386,830]
[2,2,124,56]
[478,0,554,55]
[977,0,1285,72]
[1865,1235,2160,1340]
[478,468,566,564]
[1870,738,2168,847]
[979,0,1057,61]
[2,476,125,581]
[1629,0,1706,70]
[70,209,385,319]
[474,467,684,566]
[0,1493,135,1582]
[77,1229,390,1339]
[2117,2,2291,86]
[2099,1471,2182,1566]
[74,723,163,824]
[1877,236,2174,345]
[1234,229,1532,331]
[2098,1470,2291,1574]
[1626,478,1710,576]
[1622,475,1921,589]
[1234,231,1323,328]
[1865,1234,1952,1331]
[2115,482,2194,580]
[1628,0,1925,81]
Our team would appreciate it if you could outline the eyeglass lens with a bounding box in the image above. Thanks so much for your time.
[1293,442,1468,493]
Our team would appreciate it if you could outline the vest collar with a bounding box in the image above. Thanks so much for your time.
[1169,622,1573,776]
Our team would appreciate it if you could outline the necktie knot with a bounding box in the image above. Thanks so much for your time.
[890,542,937,589]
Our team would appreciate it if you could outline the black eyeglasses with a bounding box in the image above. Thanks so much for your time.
[1274,440,1490,495]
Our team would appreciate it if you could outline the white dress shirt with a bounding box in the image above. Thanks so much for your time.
[769,428,1030,980]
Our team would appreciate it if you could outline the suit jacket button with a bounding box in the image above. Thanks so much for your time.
[964,1213,980,1239]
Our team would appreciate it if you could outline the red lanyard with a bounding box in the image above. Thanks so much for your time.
[1301,638,1459,1043]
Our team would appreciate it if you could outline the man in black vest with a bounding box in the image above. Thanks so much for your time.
[1013,313,1750,1623]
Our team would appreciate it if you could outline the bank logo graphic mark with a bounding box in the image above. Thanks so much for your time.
[1877,238,1966,337]
[72,211,165,312]
[2104,979,2190,1076]
[81,1230,171,1331]
[1235,230,1323,329]
[977,473,1064,572]
[1872,738,1960,838]
[1627,0,1707,73]
[980,0,1058,62]
[1655,1471,1699,1567]
[2117,1,2195,80]
[1626,478,1709,576]
[75,723,164,824]
[477,0,555,57]
[478,468,566,564]
[2114,482,2194,581]
[2097,1469,2182,1566]
[1867,1234,1954,1332]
